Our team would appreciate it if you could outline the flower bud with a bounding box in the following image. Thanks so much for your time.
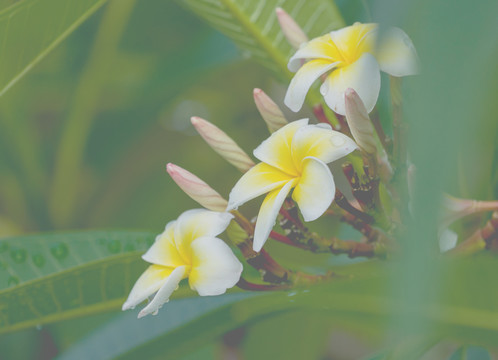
[441,194,498,229]
[253,88,288,133]
[191,116,255,172]
[344,88,377,155]
[275,7,308,49]
[166,163,228,212]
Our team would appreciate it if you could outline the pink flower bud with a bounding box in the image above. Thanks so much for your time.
[166,163,228,212]
[344,88,377,155]
[276,7,308,49]
[253,88,288,133]
[441,194,498,229]
[191,116,255,172]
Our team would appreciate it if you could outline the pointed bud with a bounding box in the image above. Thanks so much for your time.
[253,88,288,133]
[191,117,255,172]
[276,7,308,49]
[344,88,377,155]
[166,163,228,212]
[345,88,393,181]
[441,194,498,229]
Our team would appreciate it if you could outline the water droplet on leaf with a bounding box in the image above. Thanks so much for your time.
[10,248,27,263]
[8,276,20,286]
[0,242,9,253]
[50,243,69,260]
[32,254,45,267]
[107,240,121,253]
[124,243,135,252]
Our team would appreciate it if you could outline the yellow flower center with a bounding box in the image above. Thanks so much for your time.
[322,23,376,67]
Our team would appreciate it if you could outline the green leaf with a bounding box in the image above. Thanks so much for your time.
[0,0,109,97]
[448,346,491,360]
[178,0,345,77]
[57,257,498,359]
[0,231,157,334]
[55,292,260,360]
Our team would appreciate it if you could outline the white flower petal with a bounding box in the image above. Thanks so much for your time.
[174,209,233,255]
[376,27,418,77]
[288,34,335,72]
[321,53,380,115]
[227,162,295,210]
[137,265,187,318]
[291,124,357,165]
[439,228,458,253]
[253,119,308,174]
[292,157,335,222]
[189,236,243,296]
[285,59,338,112]
[142,221,185,267]
[122,264,174,311]
[253,180,295,252]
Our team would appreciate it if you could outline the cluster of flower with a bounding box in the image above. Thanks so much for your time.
[122,9,418,318]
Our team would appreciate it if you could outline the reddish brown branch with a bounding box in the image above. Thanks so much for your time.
[334,190,374,224]
[270,231,308,250]
[449,211,498,255]
[237,278,289,291]
[313,104,334,127]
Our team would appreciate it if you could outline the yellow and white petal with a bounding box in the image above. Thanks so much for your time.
[122,264,175,311]
[285,59,338,112]
[288,34,336,71]
[292,157,335,222]
[321,53,380,115]
[253,119,308,175]
[329,23,377,62]
[142,221,185,267]
[174,209,234,257]
[291,124,357,166]
[227,162,295,210]
[376,27,418,77]
[137,265,187,318]
[189,236,243,296]
[253,180,296,252]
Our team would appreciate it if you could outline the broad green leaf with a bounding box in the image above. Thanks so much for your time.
[57,257,498,359]
[0,0,109,97]
[178,0,345,77]
[0,231,157,334]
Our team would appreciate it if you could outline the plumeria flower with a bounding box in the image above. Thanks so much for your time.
[122,209,243,318]
[227,119,357,252]
[284,22,418,115]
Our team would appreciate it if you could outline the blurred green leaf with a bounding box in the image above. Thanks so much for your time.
[448,346,491,360]
[178,0,345,77]
[0,0,109,97]
[243,311,332,360]
[64,257,498,359]
[0,231,155,334]
[55,292,259,360]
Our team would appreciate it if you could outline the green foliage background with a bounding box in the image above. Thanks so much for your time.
[0,0,497,359]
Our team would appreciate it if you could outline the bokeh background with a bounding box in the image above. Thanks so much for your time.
[1,0,497,358]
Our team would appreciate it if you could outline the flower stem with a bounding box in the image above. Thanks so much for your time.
[390,76,407,169]
[448,211,498,255]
